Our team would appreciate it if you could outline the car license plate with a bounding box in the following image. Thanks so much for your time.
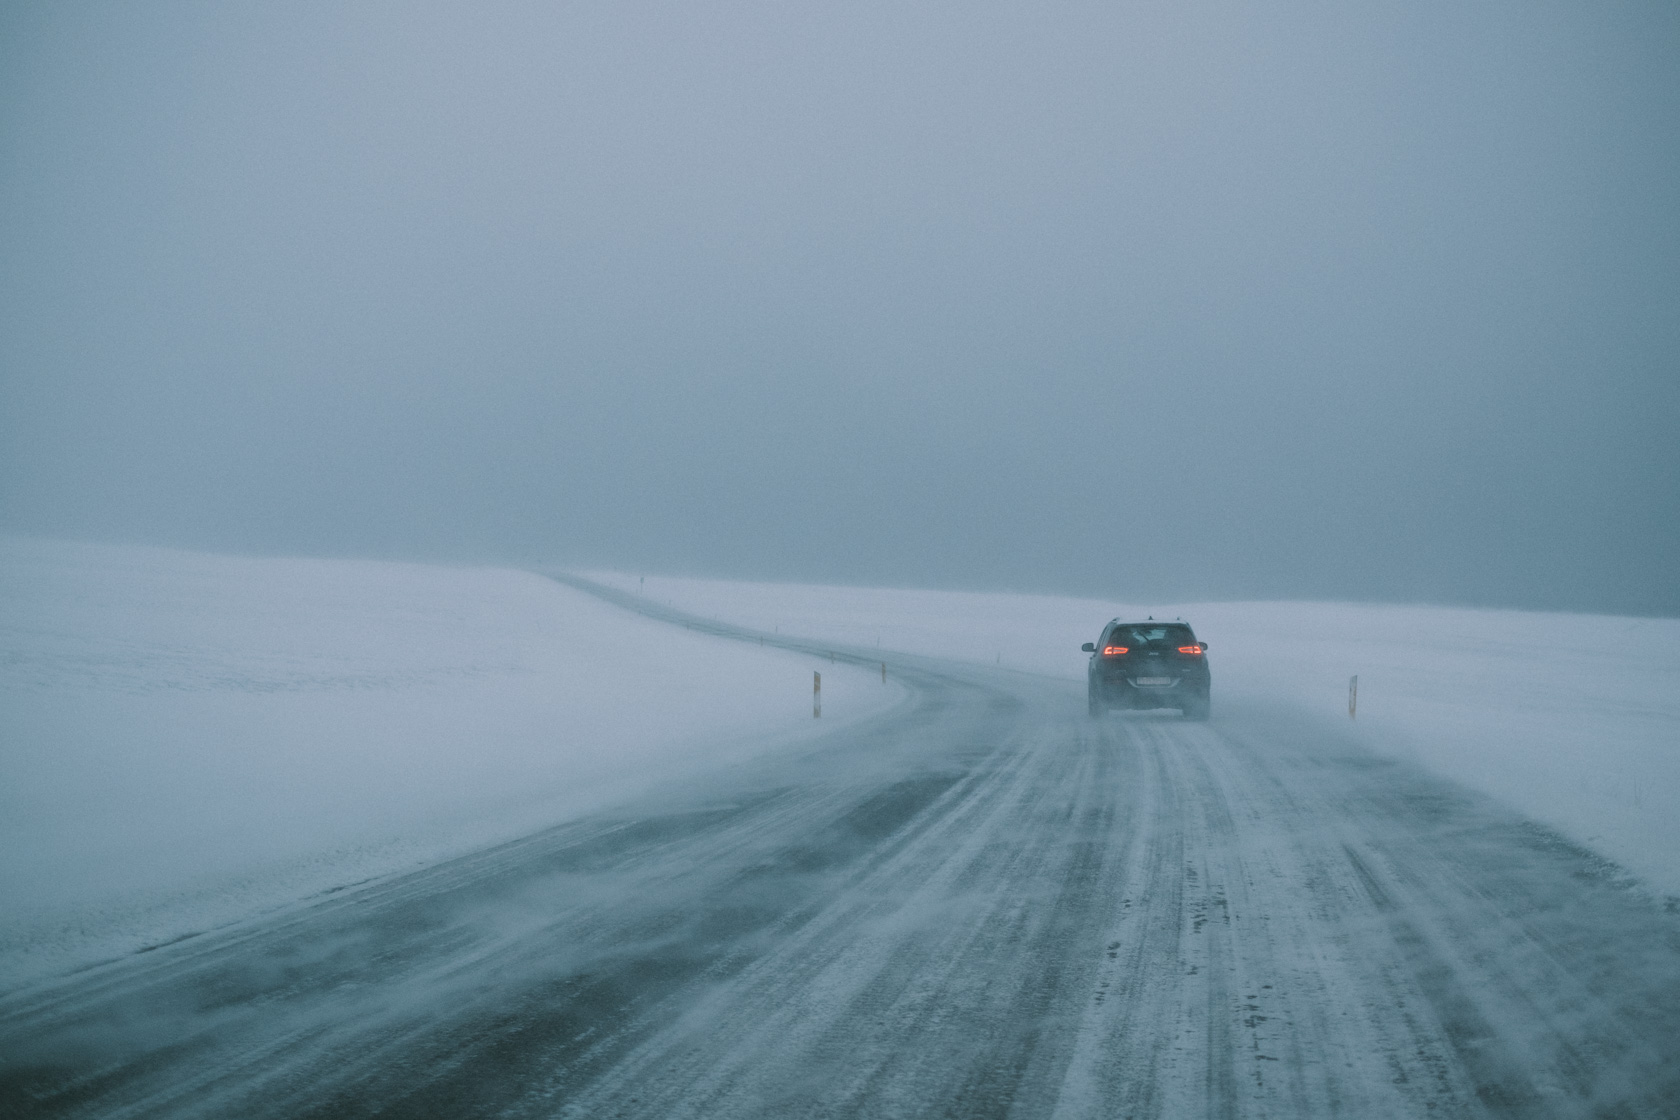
[1134,676,1172,686]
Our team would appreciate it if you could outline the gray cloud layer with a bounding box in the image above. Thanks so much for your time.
[3,0,1676,614]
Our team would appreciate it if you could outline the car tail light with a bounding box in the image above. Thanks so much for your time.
[1103,645,1128,656]
[1178,645,1203,655]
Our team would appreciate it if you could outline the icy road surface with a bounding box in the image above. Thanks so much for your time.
[3,578,1678,1118]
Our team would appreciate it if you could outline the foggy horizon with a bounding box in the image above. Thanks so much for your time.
[4,0,1677,617]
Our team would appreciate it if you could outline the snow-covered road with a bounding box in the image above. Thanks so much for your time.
[3,578,1678,1118]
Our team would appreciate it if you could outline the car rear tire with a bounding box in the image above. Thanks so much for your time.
[1088,688,1103,718]
[1182,691,1211,721]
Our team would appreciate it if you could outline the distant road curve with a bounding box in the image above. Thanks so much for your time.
[2,574,1677,1118]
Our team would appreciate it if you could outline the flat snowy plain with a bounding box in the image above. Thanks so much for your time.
[588,570,1680,898]
[4,544,1679,1118]
[0,538,895,979]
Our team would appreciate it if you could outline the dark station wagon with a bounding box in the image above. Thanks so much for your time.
[1082,619,1211,720]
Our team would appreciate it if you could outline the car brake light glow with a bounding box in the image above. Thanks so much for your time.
[1102,646,1128,655]
[1178,645,1203,654]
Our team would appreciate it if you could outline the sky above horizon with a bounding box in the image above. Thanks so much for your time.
[2,0,1677,615]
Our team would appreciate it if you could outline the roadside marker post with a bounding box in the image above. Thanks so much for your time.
[881,662,886,684]
[814,671,821,718]
[1349,675,1358,719]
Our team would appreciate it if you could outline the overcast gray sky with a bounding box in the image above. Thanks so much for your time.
[2,0,1676,614]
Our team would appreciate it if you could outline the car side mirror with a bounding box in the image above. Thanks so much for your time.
[1081,642,1096,653]
[1200,641,1210,650]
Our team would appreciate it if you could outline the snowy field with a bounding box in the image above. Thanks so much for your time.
[587,571,1680,897]
[0,540,897,980]
[4,541,1673,988]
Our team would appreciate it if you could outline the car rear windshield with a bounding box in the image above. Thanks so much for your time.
[1107,625,1195,649]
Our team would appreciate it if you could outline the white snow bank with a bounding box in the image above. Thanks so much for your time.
[586,572,1680,896]
[0,540,895,981]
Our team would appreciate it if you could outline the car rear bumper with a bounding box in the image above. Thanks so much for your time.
[1092,672,1209,709]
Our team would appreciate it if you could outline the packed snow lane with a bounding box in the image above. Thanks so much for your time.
[3,592,1679,1118]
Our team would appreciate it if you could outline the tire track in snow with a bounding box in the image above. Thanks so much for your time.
[546,701,1126,1119]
